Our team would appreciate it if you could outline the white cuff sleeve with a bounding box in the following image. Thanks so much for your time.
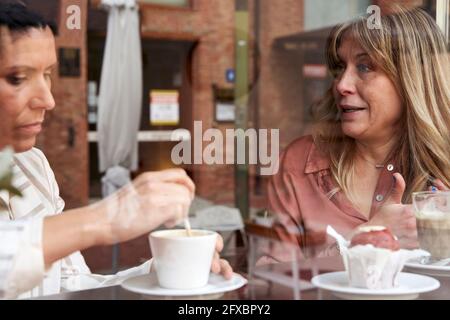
[1,217,45,299]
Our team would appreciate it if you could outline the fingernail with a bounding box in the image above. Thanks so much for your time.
[431,186,437,192]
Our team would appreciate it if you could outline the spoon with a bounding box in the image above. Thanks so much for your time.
[184,218,193,237]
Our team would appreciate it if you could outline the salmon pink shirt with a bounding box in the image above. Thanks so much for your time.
[267,135,398,255]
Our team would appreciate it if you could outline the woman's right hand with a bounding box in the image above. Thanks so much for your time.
[365,172,419,249]
[91,168,195,246]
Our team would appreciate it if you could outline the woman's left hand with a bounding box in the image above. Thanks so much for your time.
[211,235,234,279]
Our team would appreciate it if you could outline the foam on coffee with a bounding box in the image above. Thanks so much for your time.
[151,229,213,238]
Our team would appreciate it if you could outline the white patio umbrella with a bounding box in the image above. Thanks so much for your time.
[97,0,143,272]
[97,0,142,194]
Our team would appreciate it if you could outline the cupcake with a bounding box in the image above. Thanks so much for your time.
[350,226,400,251]
[327,225,429,290]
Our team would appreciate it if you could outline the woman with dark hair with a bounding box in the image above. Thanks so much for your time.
[0,3,232,299]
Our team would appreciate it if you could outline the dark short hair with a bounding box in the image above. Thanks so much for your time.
[0,2,57,36]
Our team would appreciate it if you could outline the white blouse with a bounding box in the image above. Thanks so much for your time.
[0,148,150,299]
[0,217,44,299]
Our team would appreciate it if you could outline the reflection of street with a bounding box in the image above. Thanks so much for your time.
[246,221,328,300]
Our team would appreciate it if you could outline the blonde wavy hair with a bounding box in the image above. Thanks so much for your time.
[313,6,450,204]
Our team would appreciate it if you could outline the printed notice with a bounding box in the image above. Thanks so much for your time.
[150,90,180,126]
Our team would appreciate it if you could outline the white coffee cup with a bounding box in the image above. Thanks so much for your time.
[149,229,218,289]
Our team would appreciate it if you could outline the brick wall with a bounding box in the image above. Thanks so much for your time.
[137,0,242,206]
[258,0,305,152]
[36,0,89,209]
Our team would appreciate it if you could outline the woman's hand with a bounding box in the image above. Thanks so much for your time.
[92,168,195,246]
[210,234,234,279]
[428,178,449,192]
[365,172,419,249]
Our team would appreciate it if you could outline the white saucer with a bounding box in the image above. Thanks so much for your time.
[312,271,440,300]
[405,260,450,277]
[121,272,247,297]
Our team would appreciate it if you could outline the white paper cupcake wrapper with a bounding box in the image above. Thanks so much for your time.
[327,226,429,289]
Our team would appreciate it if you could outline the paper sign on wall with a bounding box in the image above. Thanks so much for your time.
[150,90,180,126]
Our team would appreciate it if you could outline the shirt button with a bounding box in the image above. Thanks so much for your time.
[376,194,384,202]
[387,164,394,171]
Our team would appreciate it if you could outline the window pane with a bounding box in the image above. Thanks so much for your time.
[304,0,370,31]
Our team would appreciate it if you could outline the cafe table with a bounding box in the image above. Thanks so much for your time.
[34,255,450,300]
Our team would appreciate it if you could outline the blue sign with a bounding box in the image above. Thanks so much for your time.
[226,69,235,83]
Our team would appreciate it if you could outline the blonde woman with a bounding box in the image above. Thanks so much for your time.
[268,6,450,256]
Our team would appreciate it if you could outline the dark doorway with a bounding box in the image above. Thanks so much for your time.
[87,35,195,197]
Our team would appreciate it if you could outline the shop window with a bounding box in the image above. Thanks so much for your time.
[304,0,370,31]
